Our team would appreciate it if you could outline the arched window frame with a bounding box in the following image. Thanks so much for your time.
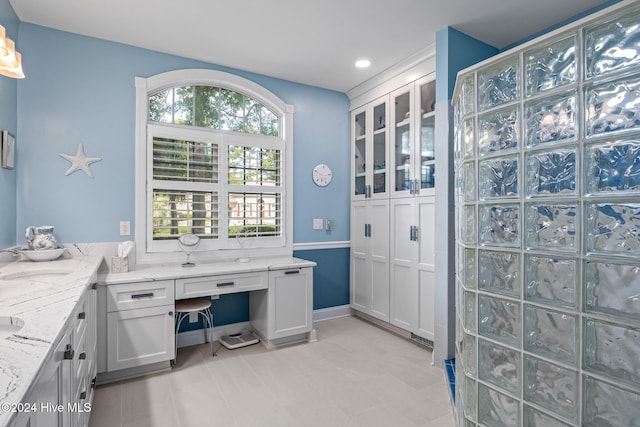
[134,69,294,263]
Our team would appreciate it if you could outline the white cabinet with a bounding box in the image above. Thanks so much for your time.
[389,77,436,198]
[350,199,390,321]
[350,73,436,343]
[106,280,175,372]
[10,288,96,427]
[250,267,313,347]
[390,196,436,340]
[352,95,389,200]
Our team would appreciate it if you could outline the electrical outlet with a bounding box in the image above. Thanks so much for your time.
[313,218,324,230]
[119,221,130,236]
[189,311,198,323]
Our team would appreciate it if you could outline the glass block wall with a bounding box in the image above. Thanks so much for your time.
[452,4,640,427]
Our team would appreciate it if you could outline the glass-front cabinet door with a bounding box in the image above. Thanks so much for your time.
[391,84,414,197]
[352,96,388,200]
[417,77,436,195]
[390,77,436,198]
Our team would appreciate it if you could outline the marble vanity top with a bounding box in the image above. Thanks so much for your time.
[99,256,316,285]
[0,255,102,427]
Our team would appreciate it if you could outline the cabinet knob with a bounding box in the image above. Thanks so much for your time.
[78,311,86,320]
[168,311,174,316]
[79,391,87,400]
[79,352,87,360]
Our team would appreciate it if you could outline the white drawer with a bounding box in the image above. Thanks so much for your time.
[107,280,175,312]
[176,272,268,299]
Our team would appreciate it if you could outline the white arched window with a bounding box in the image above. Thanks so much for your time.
[134,70,294,262]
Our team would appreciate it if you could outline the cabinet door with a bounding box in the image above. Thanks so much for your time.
[416,196,436,340]
[390,84,414,198]
[415,76,436,196]
[107,305,175,371]
[352,96,388,201]
[350,200,389,321]
[390,198,418,330]
[32,332,72,427]
[268,268,313,339]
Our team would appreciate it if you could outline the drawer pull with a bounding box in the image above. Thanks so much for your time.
[131,292,154,299]
[79,352,87,360]
[284,270,300,275]
[217,281,235,287]
[78,311,86,320]
[79,391,87,400]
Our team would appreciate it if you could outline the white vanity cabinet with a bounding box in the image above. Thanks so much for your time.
[250,267,314,347]
[105,280,175,371]
[9,287,97,427]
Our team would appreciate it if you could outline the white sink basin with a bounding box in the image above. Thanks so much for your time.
[0,269,74,281]
[0,316,24,339]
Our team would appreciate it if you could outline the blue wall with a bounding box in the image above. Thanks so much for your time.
[0,1,18,248]
[9,23,351,327]
[14,24,351,246]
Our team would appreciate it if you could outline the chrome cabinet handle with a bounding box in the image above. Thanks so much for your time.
[131,293,154,299]
[217,281,235,287]
[64,344,74,360]
[285,270,300,275]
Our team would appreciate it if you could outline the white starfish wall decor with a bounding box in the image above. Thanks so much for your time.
[59,143,102,178]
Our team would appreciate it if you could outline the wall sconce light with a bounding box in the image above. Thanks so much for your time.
[0,25,24,79]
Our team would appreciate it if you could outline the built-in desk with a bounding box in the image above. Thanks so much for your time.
[97,257,316,382]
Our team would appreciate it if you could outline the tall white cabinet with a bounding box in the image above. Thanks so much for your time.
[350,72,436,343]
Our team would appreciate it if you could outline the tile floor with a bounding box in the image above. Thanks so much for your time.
[89,316,455,427]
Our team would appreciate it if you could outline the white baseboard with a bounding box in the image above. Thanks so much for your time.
[312,305,352,322]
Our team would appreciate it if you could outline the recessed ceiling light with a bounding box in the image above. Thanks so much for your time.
[355,59,371,68]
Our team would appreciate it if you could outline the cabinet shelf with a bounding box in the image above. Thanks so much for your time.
[422,111,435,120]
[374,127,386,135]
[396,119,411,128]
[356,134,366,141]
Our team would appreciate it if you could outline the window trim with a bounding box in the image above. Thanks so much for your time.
[135,69,294,264]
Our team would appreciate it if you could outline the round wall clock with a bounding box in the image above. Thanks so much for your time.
[312,163,332,187]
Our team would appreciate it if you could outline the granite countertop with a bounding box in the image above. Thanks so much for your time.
[99,256,316,285]
[0,255,103,427]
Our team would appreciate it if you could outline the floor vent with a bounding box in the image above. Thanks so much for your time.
[410,333,434,350]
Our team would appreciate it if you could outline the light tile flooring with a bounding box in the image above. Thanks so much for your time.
[89,316,455,427]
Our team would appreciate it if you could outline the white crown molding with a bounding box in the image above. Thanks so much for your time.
[347,43,436,110]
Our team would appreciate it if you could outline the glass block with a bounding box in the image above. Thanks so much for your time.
[479,156,519,200]
[464,290,477,333]
[478,338,520,394]
[584,139,640,195]
[478,106,519,155]
[525,147,577,197]
[524,34,577,96]
[585,76,640,138]
[463,333,477,377]
[523,355,578,422]
[454,109,464,166]
[525,91,577,147]
[463,375,477,422]
[585,202,640,256]
[462,205,476,245]
[463,117,475,159]
[583,318,640,389]
[583,375,640,427]
[460,73,475,116]
[525,203,577,251]
[524,254,578,309]
[478,250,520,297]
[479,204,520,248]
[478,294,520,347]
[523,404,572,427]
[478,383,520,427]
[585,5,640,79]
[463,162,476,202]
[523,304,578,366]
[477,56,520,111]
[464,248,477,290]
[584,259,640,322]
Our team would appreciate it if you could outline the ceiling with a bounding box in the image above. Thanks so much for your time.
[10,0,616,94]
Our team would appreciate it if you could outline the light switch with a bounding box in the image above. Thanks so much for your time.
[313,218,324,230]
[326,219,333,231]
[119,221,130,236]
